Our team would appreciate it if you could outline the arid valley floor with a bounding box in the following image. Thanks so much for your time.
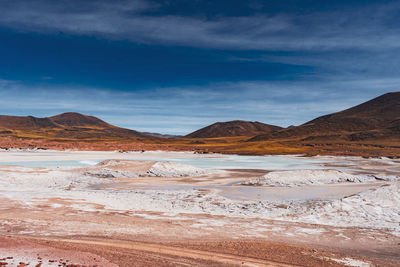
[0,149,399,266]
[1,0,400,264]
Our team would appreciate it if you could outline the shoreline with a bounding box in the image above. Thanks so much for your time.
[1,135,399,158]
[1,146,399,161]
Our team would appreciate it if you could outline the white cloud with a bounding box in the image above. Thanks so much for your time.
[0,77,396,134]
[0,0,400,51]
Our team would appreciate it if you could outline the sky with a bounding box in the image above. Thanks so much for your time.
[0,0,399,134]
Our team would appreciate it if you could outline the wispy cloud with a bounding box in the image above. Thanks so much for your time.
[0,77,396,134]
[1,0,400,51]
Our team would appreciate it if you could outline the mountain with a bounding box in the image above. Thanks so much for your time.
[186,120,283,138]
[249,92,400,142]
[0,92,398,156]
[50,112,111,127]
[0,112,151,140]
[142,132,181,138]
[0,115,58,130]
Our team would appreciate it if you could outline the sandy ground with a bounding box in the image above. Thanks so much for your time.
[0,235,369,267]
[0,150,399,266]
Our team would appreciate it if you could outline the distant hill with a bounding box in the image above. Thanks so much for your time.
[50,112,110,127]
[142,132,181,138]
[0,92,398,157]
[0,112,151,140]
[0,115,58,130]
[249,92,400,142]
[186,120,283,138]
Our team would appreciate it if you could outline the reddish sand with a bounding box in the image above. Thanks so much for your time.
[2,235,390,267]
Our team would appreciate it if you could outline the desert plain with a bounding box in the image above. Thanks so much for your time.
[0,149,399,267]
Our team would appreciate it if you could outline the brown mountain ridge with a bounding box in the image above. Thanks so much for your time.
[50,112,111,128]
[173,92,400,157]
[0,92,398,157]
[249,92,400,142]
[0,112,151,141]
[185,120,283,138]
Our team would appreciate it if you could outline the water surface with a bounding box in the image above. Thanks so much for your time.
[0,151,328,170]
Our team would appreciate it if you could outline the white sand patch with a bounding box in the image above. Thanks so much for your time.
[84,168,139,178]
[146,161,210,177]
[0,168,105,190]
[243,169,377,187]
[79,160,99,165]
[291,183,400,233]
[329,257,371,267]
[294,227,326,235]
[84,160,213,178]
[335,233,351,240]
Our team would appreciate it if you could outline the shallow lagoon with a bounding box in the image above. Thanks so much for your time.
[0,150,328,170]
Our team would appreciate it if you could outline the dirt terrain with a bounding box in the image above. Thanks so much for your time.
[0,151,399,266]
[0,194,398,267]
[2,234,392,267]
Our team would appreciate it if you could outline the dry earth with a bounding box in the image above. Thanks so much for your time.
[0,151,399,266]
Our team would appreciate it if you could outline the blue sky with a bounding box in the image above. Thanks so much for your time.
[0,0,399,134]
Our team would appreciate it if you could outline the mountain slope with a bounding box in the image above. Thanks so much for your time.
[186,120,283,138]
[250,92,400,142]
[0,112,151,140]
[50,112,111,128]
[0,115,59,130]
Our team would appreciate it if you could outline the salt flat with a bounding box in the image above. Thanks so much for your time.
[0,150,399,266]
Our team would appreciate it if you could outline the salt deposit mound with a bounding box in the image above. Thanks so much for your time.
[146,161,208,177]
[83,159,210,178]
[84,168,139,178]
[0,168,103,190]
[243,169,376,187]
[295,183,400,232]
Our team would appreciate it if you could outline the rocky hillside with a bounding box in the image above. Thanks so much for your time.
[186,120,282,138]
[250,92,400,142]
[0,112,151,140]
